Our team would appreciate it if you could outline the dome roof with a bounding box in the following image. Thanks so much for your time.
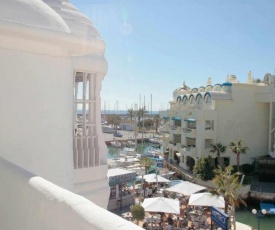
[0,0,70,33]
[43,0,101,38]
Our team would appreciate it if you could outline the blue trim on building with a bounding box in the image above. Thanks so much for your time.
[172,117,181,121]
[184,118,196,122]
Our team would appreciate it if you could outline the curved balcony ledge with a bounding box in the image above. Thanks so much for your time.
[0,157,142,230]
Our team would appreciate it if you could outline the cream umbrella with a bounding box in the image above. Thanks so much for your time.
[164,181,206,196]
[142,197,180,214]
[188,192,225,208]
[142,174,171,183]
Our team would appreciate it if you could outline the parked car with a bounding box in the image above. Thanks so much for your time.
[113,132,123,137]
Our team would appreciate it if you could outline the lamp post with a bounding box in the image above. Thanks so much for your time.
[252,208,266,230]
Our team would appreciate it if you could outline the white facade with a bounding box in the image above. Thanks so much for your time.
[161,73,275,170]
[0,0,109,209]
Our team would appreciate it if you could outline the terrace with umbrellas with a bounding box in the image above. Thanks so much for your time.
[118,173,226,230]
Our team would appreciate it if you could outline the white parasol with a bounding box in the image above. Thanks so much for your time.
[141,174,171,183]
[164,181,206,196]
[142,197,180,214]
[188,192,225,208]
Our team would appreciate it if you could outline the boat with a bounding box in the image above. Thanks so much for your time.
[139,152,162,159]
[110,141,122,148]
[260,202,275,214]
[147,149,162,156]
[119,147,138,157]
[126,140,136,147]
[148,137,160,144]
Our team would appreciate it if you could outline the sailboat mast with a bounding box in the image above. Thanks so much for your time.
[142,95,145,144]
[134,104,138,152]
[151,94,152,119]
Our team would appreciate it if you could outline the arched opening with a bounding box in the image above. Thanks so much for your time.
[191,88,198,93]
[205,85,213,92]
[204,93,212,104]
[176,96,182,105]
[186,156,195,170]
[196,93,203,105]
[189,95,195,104]
[174,151,180,165]
[198,86,205,92]
[182,95,188,105]
[213,84,222,91]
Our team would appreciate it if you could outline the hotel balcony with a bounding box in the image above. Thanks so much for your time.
[0,157,141,230]
[170,126,181,135]
[182,128,196,138]
[169,141,181,151]
[204,129,216,139]
[169,140,177,147]
[182,145,197,155]
[159,125,169,133]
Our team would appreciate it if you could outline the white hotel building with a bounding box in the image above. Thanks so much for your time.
[160,73,275,171]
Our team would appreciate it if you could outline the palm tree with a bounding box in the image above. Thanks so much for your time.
[153,114,161,133]
[139,157,154,174]
[229,139,249,173]
[211,166,246,229]
[106,114,121,129]
[127,108,134,122]
[137,107,148,131]
[210,142,226,167]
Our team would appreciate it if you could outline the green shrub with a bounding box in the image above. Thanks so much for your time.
[193,156,214,181]
[131,204,145,222]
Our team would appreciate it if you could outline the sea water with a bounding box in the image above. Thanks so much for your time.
[107,142,160,159]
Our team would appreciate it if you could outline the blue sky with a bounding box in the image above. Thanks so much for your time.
[71,0,275,111]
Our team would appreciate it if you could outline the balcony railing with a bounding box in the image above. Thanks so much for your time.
[182,128,192,133]
[181,145,196,154]
[181,145,190,151]
[169,141,176,146]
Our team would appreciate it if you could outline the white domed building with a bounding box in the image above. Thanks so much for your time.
[0,1,141,229]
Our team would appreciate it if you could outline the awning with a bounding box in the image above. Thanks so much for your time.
[107,168,136,186]
[162,116,170,120]
[171,116,181,121]
[184,118,196,122]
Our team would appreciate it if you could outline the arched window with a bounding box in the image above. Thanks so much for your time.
[198,86,205,92]
[213,84,222,91]
[205,85,213,92]
[176,96,182,105]
[204,92,212,104]
[189,94,195,104]
[191,88,198,93]
[196,93,203,105]
[182,95,188,105]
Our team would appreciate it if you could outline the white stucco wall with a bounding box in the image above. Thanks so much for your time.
[215,84,269,165]
[74,166,110,208]
[0,47,74,190]
[0,0,110,210]
[0,157,142,230]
